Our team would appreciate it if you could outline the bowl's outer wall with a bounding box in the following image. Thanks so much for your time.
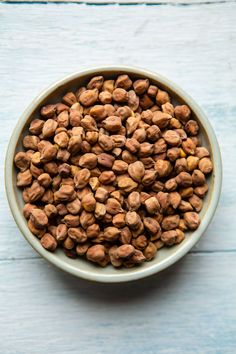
[5,66,222,282]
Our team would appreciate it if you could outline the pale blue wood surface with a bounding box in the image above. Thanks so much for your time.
[0,2,236,353]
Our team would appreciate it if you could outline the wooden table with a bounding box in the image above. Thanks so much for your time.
[0,1,236,353]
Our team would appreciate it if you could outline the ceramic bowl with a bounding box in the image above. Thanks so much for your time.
[5,66,222,282]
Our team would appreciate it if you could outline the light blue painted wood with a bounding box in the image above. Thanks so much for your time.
[0,3,236,353]
[3,0,234,3]
[0,255,236,354]
[0,2,235,258]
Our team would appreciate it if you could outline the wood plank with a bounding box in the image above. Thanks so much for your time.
[0,3,236,260]
[0,254,235,353]
[2,0,235,4]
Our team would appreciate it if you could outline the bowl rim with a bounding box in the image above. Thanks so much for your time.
[5,65,222,283]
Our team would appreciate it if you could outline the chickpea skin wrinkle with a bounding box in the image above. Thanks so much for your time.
[15,73,213,268]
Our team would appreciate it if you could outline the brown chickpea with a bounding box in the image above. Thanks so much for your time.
[15,73,213,268]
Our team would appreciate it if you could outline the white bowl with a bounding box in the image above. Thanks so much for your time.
[5,66,222,283]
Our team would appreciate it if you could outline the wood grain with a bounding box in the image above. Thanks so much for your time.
[0,3,235,352]
[0,2,235,259]
[2,0,235,3]
[0,254,236,354]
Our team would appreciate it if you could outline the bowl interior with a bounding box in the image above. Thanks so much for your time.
[6,67,221,282]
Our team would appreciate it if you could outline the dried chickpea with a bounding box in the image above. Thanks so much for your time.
[146,125,161,142]
[117,244,135,259]
[56,224,68,241]
[125,211,141,230]
[79,89,98,107]
[117,176,138,193]
[115,75,132,90]
[42,119,58,138]
[127,191,141,211]
[185,120,199,136]
[187,156,199,171]
[106,198,123,215]
[189,194,203,212]
[143,217,161,235]
[76,242,90,256]
[175,158,188,174]
[184,212,200,230]
[153,138,167,155]
[133,79,149,95]
[127,90,139,111]
[195,147,210,159]
[143,242,157,261]
[15,72,213,268]
[127,161,145,182]
[147,85,158,97]
[17,169,32,187]
[41,233,57,251]
[155,159,172,178]
[23,135,40,151]
[162,215,180,231]
[23,203,37,219]
[174,105,191,122]
[122,150,137,164]
[99,171,116,185]
[112,88,128,103]
[14,152,31,171]
[161,230,178,246]
[162,102,174,116]
[162,130,181,146]
[152,111,171,129]
[87,76,104,90]
[178,200,193,212]
[194,183,208,198]
[198,157,213,174]
[126,115,140,135]
[182,138,196,155]
[103,227,120,241]
[144,197,160,215]
[29,119,45,135]
[30,208,48,229]
[175,172,192,187]
[58,111,70,127]
[132,235,148,250]
[80,211,95,229]
[192,169,206,186]
[44,204,57,218]
[81,193,96,212]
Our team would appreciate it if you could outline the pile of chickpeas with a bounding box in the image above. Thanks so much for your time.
[14,74,213,268]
